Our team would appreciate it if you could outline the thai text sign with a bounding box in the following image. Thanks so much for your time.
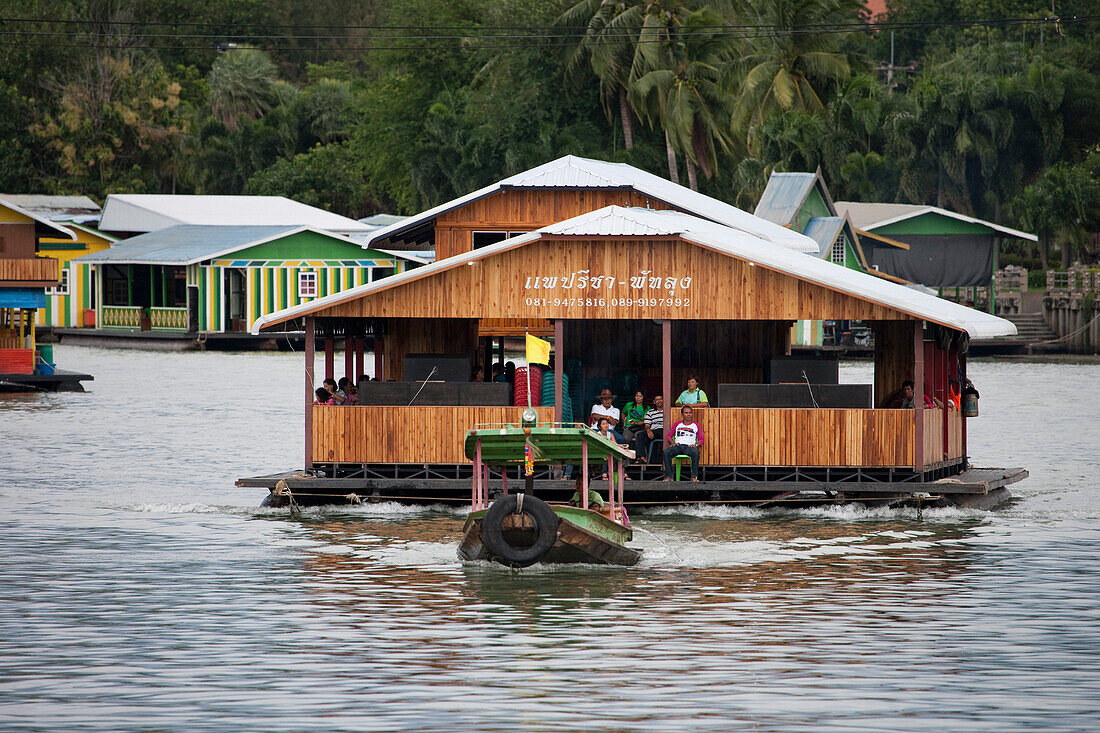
[522,269,694,309]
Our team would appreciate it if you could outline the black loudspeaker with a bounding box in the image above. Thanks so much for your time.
[767,356,839,385]
[403,354,470,382]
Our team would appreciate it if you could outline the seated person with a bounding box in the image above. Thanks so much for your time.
[659,405,705,482]
[634,394,664,464]
[947,380,961,410]
[337,377,358,405]
[589,388,625,443]
[675,376,709,407]
[491,363,506,382]
[314,387,337,405]
[471,364,484,382]
[323,378,346,405]
[884,380,916,408]
[591,417,632,479]
[621,390,647,445]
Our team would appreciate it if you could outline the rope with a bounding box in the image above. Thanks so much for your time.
[1029,311,1100,346]
[344,493,362,504]
[516,492,524,515]
[272,478,301,517]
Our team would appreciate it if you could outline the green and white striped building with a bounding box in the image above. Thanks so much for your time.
[76,225,420,333]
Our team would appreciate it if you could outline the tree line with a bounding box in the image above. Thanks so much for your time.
[1,0,1097,269]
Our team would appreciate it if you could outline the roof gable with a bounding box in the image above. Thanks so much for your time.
[364,155,818,254]
[0,197,77,240]
[836,201,1036,241]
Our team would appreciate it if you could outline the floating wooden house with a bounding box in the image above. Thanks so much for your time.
[0,196,92,389]
[0,195,118,329]
[242,200,1028,508]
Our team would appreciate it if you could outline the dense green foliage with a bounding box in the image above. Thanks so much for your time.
[1,0,1097,266]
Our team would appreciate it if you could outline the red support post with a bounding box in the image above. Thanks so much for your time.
[374,336,384,381]
[554,319,564,424]
[344,337,354,383]
[324,337,334,381]
[355,337,364,382]
[913,320,925,471]
[473,439,482,510]
[304,316,315,468]
[581,439,589,511]
[662,319,672,445]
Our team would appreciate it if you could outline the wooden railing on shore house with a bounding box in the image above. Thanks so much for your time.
[0,257,59,283]
[311,405,963,469]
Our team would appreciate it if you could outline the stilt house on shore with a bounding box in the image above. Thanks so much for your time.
[243,157,1024,505]
[753,170,910,346]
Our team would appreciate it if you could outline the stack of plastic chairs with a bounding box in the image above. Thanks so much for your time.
[513,365,543,406]
[539,373,572,423]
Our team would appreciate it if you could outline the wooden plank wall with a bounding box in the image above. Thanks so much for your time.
[312,405,920,467]
[434,189,665,260]
[376,318,479,381]
[922,408,944,465]
[695,408,915,467]
[0,257,59,284]
[872,320,916,406]
[564,319,787,402]
[312,405,554,463]
[320,238,913,323]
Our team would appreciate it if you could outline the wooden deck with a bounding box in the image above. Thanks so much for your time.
[310,405,963,469]
[238,467,1028,507]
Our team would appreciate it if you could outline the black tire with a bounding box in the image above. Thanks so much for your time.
[481,494,560,568]
[260,493,274,508]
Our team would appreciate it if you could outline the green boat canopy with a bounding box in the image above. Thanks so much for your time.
[464,426,634,465]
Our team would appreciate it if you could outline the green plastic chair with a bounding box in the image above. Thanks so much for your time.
[672,454,692,481]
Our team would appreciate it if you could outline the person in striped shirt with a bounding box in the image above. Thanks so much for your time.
[634,394,664,464]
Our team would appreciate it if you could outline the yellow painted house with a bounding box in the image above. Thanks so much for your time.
[1,196,115,329]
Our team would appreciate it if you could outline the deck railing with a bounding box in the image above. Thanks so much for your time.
[149,307,188,331]
[311,405,964,469]
[0,257,59,283]
[101,305,143,329]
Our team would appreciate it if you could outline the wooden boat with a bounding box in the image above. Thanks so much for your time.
[457,410,642,567]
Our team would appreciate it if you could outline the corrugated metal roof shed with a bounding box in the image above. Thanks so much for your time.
[752,172,818,227]
[836,202,1037,241]
[99,195,373,234]
[254,206,1017,339]
[363,155,818,254]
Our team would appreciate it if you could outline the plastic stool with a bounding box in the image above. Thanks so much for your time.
[672,454,692,481]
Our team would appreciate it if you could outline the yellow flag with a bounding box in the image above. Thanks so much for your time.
[525,333,551,365]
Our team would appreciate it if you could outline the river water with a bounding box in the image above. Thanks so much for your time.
[1,346,1098,731]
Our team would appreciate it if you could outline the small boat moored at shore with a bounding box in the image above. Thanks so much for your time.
[457,411,642,567]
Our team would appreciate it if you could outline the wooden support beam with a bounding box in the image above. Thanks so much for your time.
[344,337,354,383]
[960,352,968,466]
[304,316,315,468]
[913,320,924,470]
[554,319,564,424]
[374,336,384,381]
[355,337,364,382]
[324,337,335,381]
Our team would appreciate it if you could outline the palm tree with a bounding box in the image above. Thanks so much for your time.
[559,0,643,149]
[631,8,735,189]
[729,0,859,147]
[208,47,279,131]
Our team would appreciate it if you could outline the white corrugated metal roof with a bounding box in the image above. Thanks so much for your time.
[836,202,1037,241]
[253,206,1015,339]
[99,194,373,234]
[362,155,818,253]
